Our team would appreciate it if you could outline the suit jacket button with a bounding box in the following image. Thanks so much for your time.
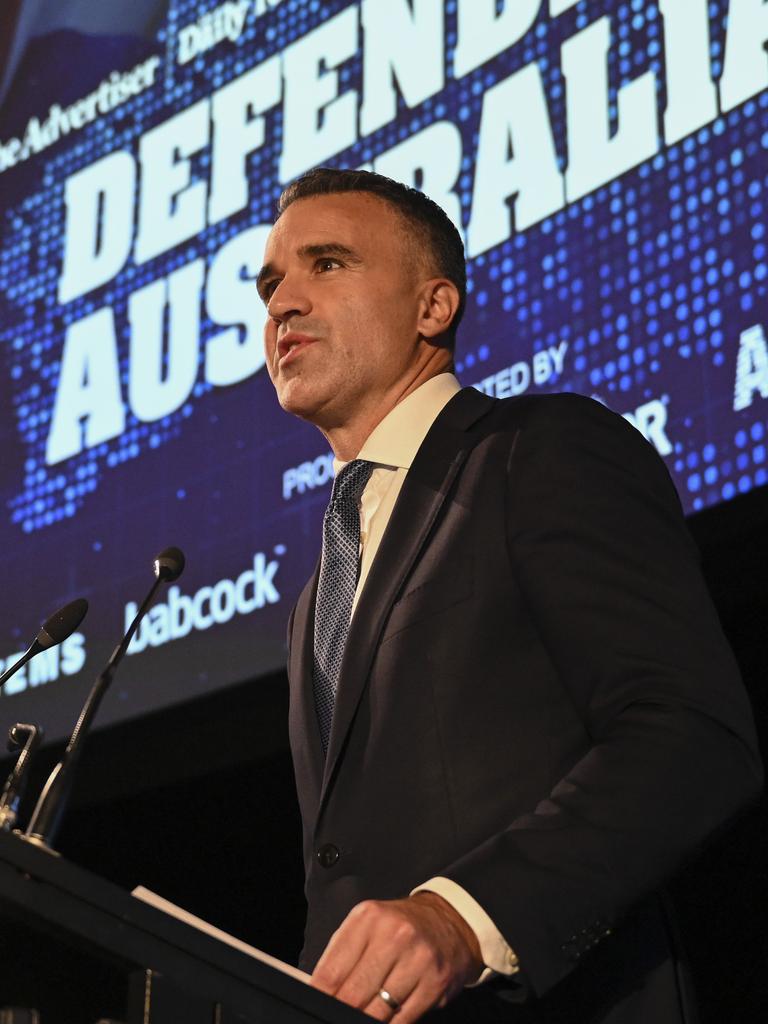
[317,843,340,868]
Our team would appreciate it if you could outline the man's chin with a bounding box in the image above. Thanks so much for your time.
[276,383,327,424]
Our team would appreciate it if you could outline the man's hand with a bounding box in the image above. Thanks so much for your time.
[310,891,484,1021]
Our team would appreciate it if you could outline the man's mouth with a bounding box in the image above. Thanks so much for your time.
[277,332,318,366]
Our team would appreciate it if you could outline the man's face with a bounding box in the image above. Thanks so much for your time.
[259,192,429,429]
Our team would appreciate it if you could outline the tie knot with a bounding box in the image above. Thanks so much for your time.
[330,459,373,508]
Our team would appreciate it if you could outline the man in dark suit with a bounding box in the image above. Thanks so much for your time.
[258,167,762,1023]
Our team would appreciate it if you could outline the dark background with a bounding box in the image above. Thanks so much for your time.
[2,481,765,1022]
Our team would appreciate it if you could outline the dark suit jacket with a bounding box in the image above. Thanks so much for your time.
[286,389,762,1023]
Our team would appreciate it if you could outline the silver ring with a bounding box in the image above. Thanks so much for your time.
[378,988,401,1012]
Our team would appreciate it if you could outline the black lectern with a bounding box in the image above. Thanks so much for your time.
[0,830,364,1023]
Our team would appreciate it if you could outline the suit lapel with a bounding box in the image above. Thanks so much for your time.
[318,388,495,812]
[288,564,324,816]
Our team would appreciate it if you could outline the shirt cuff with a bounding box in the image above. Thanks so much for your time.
[410,876,520,986]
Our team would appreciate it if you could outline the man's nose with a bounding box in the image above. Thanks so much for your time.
[267,276,311,322]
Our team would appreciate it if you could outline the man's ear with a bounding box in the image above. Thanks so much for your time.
[417,278,461,340]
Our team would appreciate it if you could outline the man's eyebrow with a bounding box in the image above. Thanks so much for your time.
[297,242,362,262]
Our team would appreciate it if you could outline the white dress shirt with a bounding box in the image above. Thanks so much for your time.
[333,372,520,983]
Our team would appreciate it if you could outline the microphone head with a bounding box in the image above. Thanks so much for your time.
[37,598,88,650]
[154,546,186,582]
[8,722,42,752]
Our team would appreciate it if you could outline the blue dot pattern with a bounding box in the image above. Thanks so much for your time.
[312,459,372,753]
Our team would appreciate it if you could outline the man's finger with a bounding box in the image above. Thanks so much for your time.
[332,943,401,1010]
[311,913,370,995]
[361,983,414,1021]
[363,976,443,1024]
[361,964,438,1023]
[313,900,403,996]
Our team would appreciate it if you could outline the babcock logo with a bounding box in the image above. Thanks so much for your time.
[127,551,281,654]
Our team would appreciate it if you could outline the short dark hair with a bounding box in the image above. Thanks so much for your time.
[277,167,466,347]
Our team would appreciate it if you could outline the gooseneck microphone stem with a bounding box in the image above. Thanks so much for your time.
[0,724,43,831]
[25,548,185,851]
[74,571,164,750]
[0,644,38,692]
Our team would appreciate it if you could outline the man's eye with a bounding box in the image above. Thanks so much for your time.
[317,258,341,273]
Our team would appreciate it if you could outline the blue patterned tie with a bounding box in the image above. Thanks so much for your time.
[312,459,373,754]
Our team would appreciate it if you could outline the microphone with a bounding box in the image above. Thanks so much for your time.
[24,546,186,852]
[0,598,88,692]
[0,723,44,831]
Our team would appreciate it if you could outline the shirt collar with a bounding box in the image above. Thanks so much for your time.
[333,372,461,474]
